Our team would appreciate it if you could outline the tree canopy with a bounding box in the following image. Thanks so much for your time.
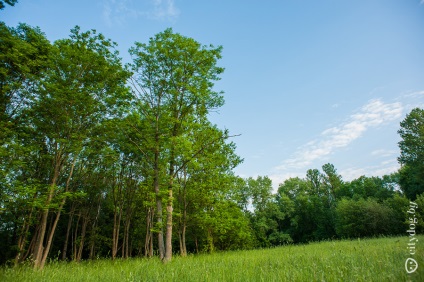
[398,108,424,200]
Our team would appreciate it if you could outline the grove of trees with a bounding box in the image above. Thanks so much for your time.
[1,19,423,270]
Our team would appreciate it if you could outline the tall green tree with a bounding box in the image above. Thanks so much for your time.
[398,108,424,200]
[129,28,225,262]
[26,26,130,270]
[0,22,51,265]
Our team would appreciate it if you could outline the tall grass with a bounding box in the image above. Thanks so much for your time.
[1,236,422,281]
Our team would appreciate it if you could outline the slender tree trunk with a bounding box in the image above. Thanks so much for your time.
[154,145,165,260]
[180,208,187,257]
[88,237,96,260]
[122,179,135,259]
[164,187,173,262]
[178,200,187,257]
[62,203,76,260]
[76,215,88,262]
[20,218,40,263]
[33,165,60,269]
[39,200,65,269]
[112,206,122,260]
[14,204,35,265]
[180,171,187,257]
[144,207,154,257]
[207,229,214,253]
[164,153,175,262]
[33,153,75,270]
[73,213,81,261]
[122,218,131,258]
[89,196,102,260]
[195,237,199,254]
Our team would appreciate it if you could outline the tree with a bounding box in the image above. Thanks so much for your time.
[398,108,424,200]
[242,176,292,247]
[322,163,343,201]
[0,22,50,141]
[26,26,130,270]
[129,28,225,262]
[0,0,17,10]
[0,22,51,266]
[335,198,393,238]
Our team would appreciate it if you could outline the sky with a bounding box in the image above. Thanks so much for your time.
[3,0,424,188]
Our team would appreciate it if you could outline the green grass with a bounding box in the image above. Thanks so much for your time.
[1,236,423,281]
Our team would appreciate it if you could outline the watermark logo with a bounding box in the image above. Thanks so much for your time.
[405,258,418,274]
[405,201,418,274]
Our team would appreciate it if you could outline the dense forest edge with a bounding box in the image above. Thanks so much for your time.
[1,2,423,271]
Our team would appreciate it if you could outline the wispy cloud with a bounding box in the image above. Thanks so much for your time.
[151,0,180,20]
[404,90,424,98]
[272,99,403,178]
[371,149,397,158]
[102,0,179,26]
[102,0,137,26]
[340,160,399,181]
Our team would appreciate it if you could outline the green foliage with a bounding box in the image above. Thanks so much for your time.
[398,108,424,200]
[0,0,17,10]
[335,198,395,238]
[412,193,424,234]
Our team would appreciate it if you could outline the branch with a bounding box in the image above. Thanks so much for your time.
[173,132,241,177]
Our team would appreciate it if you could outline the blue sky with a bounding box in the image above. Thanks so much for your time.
[3,0,424,188]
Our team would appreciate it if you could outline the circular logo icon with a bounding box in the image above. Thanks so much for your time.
[405,258,418,274]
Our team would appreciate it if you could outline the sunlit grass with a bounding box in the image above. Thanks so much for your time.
[1,236,422,281]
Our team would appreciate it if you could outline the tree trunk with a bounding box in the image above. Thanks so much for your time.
[122,218,130,258]
[72,213,81,261]
[20,218,40,263]
[164,188,173,262]
[33,153,75,270]
[207,229,214,253]
[14,204,35,265]
[144,207,154,257]
[39,202,65,269]
[180,210,187,257]
[164,159,175,263]
[195,236,199,254]
[32,168,59,269]
[76,214,88,262]
[62,203,76,260]
[112,205,122,260]
[89,196,102,260]
[154,145,165,260]
[180,171,187,257]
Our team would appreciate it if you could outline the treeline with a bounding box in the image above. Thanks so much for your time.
[239,168,423,248]
[1,20,424,269]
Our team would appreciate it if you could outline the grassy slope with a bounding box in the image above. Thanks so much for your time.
[1,236,423,282]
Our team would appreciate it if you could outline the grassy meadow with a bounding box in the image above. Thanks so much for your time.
[1,236,423,282]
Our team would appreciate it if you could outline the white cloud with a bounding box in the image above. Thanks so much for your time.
[102,0,138,26]
[272,98,403,181]
[371,149,397,158]
[340,161,399,182]
[151,0,180,20]
[398,90,424,113]
[403,90,424,98]
[102,0,179,26]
